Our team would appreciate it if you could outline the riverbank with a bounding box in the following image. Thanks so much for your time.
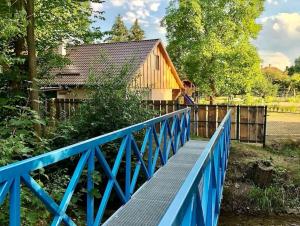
[220,140,300,223]
[219,212,300,226]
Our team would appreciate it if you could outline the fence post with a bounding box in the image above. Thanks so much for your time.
[263,106,268,148]
[49,98,56,127]
[236,105,240,141]
[176,100,179,111]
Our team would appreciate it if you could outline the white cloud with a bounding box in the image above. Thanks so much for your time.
[123,11,149,25]
[153,17,166,36]
[272,22,280,31]
[259,51,291,70]
[150,3,160,12]
[113,0,164,38]
[90,2,103,12]
[254,13,300,69]
[111,0,126,6]
[267,0,279,5]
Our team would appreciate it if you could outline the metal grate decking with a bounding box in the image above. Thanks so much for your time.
[104,140,208,226]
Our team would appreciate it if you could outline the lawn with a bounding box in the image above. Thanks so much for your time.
[267,112,300,142]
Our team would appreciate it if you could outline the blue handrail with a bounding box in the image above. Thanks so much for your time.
[158,110,231,226]
[0,108,191,226]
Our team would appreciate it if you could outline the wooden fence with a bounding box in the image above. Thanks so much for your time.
[145,101,267,145]
[43,99,267,145]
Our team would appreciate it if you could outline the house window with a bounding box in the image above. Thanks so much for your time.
[155,55,160,70]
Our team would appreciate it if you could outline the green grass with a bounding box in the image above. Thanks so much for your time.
[198,95,300,112]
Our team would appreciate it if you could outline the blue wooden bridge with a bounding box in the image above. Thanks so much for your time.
[0,107,231,226]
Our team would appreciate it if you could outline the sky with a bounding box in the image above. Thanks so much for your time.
[91,0,300,70]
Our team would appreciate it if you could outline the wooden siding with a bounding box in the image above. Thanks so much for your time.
[131,44,181,90]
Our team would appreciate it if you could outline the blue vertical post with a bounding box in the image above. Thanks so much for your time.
[125,135,131,201]
[10,177,20,226]
[187,110,191,141]
[163,120,167,162]
[174,115,178,153]
[148,127,153,177]
[87,149,95,226]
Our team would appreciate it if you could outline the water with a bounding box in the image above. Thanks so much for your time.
[219,212,300,226]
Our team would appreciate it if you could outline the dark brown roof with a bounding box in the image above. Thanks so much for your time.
[50,39,160,86]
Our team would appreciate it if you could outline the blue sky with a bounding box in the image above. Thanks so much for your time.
[91,0,300,70]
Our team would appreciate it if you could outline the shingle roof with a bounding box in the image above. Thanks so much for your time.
[50,39,160,86]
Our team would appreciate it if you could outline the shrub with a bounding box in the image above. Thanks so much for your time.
[51,62,155,147]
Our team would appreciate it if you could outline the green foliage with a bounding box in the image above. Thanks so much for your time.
[106,15,129,43]
[3,0,105,79]
[0,1,105,223]
[51,62,154,147]
[249,186,285,213]
[164,0,265,99]
[251,73,278,97]
[288,56,300,75]
[129,19,145,41]
[0,96,49,166]
[291,73,300,90]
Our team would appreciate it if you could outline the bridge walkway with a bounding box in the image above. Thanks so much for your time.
[104,140,208,226]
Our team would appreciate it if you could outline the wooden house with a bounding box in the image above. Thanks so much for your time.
[46,39,185,100]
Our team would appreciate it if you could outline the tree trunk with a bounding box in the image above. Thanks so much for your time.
[25,0,41,136]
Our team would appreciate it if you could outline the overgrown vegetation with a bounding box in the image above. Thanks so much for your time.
[222,141,300,215]
[51,63,154,148]
[0,64,155,224]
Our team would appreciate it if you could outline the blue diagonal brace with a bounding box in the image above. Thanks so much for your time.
[51,149,91,226]
[21,174,76,226]
[0,180,12,205]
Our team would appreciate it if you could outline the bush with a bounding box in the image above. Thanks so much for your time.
[51,63,155,148]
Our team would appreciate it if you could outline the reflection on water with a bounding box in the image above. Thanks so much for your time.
[219,212,300,226]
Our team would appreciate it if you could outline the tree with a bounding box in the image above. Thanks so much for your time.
[262,66,289,95]
[164,0,264,104]
[26,0,41,135]
[288,57,300,75]
[0,1,104,222]
[0,0,104,135]
[129,19,145,41]
[107,15,129,42]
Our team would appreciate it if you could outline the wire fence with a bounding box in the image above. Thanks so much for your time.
[266,112,300,144]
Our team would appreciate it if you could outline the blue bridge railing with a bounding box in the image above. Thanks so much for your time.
[158,110,231,226]
[0,108,191,226]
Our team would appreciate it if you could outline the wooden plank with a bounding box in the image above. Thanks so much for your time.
[208,106,217,138]
[160,101,167,115]
[160,48,163,89]
[190,105,196,136]
[240,106,249,142]
[198,106,207,138]
[166,101,175,114]
[257,107,265,142]
[218,105,227,126]
[249,107,257,142]
[229,106,237,140]
[154,100,161,132]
